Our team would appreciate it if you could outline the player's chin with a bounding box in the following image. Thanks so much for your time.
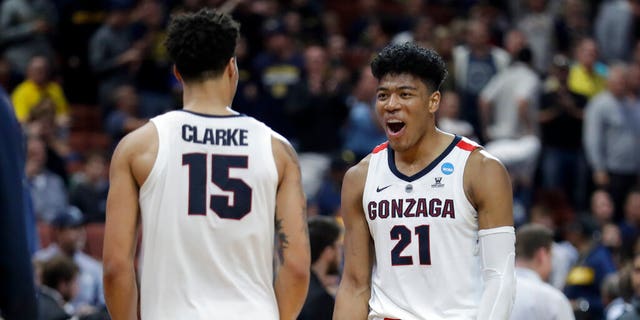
[387,139,409,152]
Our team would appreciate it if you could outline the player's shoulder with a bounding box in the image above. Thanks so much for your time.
[465,146,508,178]
[343,154,371,189]
[111,121,157,162]
[271,132,298,164]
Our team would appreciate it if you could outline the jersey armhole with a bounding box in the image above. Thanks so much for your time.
[139,121,163,198]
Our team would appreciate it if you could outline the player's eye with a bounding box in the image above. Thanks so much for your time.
[377,92,388,100]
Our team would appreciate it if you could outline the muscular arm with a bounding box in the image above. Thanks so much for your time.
[272,136,310,320]
[333,159,372,320]
[465,150,515,320]
[103,124,156,320]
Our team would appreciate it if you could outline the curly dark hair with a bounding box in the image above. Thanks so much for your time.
[165,9,240,81]
[371,42,448,92]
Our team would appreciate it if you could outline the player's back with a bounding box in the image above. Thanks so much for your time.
[138,110,279,320]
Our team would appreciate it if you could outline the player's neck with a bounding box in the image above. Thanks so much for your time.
[395,129,452,166]
[182,78,235,115]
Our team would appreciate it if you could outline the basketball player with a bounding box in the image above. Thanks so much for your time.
[103,9,310,320]
[333,43,516,319]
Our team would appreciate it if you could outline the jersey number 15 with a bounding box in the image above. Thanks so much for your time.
[182,153,252,219]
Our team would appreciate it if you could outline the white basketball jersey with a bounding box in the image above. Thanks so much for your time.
[363,136,482,320]
[139,110,279,320]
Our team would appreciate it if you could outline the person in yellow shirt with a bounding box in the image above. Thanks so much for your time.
[11,56,70,125]
[568,38,607,99]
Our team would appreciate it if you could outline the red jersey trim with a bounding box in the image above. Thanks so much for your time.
[456,139,479,151]
[372,141,389,154]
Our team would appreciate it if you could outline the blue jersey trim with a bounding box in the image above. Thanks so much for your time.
[387,135,461,182]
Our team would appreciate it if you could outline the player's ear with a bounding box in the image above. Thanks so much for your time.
[427,90,440,113]
[172,65,183,83]
[227,57,237,78]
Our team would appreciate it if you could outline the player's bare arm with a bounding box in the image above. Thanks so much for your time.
[465,149,513,229]
[334,156,373,320]
[104,123,156,320]
[465,149,516,320]
[271,135,310,320]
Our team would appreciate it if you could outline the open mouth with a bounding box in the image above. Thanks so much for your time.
[387,120,406,134]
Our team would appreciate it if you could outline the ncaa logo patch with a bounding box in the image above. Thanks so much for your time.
[441,162,454,175]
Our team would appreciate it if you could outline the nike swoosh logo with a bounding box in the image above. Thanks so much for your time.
[376,185,392,192]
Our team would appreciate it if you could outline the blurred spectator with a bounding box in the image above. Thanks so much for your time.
[105,84,147,144]
[510,223,575,320]
[26,135,68,223]
[0,0,57,76]
[538,54,588,209]
[25,99,71,185]
[453,19,510,137]
[11,56,70,126]
[601,268,632,320]
[564,217,617,319]
[131,0,174,116]
[89,3,140,109]
[251,18,304,138]
[342,66,386,160]
[0,85,38,320]
[437,91,477,142]
[568,38,606,100]
[299,216,342,320]
[503,29,527,59]
[37,255,79,320]
[555,0,591,55]
[233,36,259,116]
[286,45,348,153]
[620,189,640,263]
[347,0,380,45]
[391,16,433,48]
[0,55,19,92]
[591,189,616,228]
[309,155,350,217]
[584,65,640,221]
[56,1,105,104]
[530,191,579,290]
[70,152,109,224]
[617,252,640,319]
[517,0,556,73]
[479,47,541,218]
[432,25,456,91]
[34,207,105,311]
[595,0,638,63]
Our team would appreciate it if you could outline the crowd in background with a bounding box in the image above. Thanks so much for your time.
[2,0,640,319]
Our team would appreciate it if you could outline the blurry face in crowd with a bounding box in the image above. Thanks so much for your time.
[85,155,107,182]
[575,39,598,68]
[57,226,84,256]
[466,21,489,50]
[114,85,139,113]
[606,66,628,97]
[504,30,526,57]
[27,137,47,170]
[27,57,49,86]
[625,192,640,223]
[355,67,377,101]
[591,190,614,223]
[304,46,327,75]
[59,275,80,302]
[375,73,439,152]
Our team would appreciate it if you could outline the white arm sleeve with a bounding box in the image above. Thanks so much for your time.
[477,226,516,320]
